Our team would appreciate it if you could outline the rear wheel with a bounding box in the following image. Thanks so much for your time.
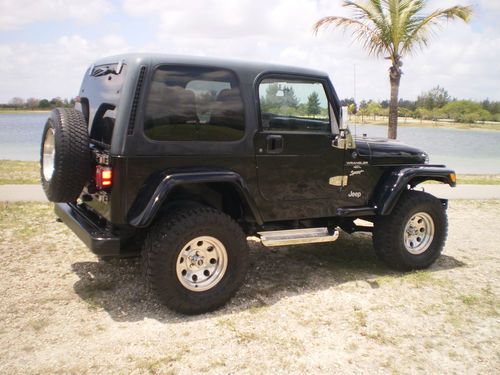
[373,190,447,270]
[40,108,90,202]
[142,206,249,314]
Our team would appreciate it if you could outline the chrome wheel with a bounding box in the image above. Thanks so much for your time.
[42,127,55,181]
[404,212,435,255]
[176,236,228,292]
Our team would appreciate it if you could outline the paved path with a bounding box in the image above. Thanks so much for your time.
[0,185,47,202]
[0,184,499,202]
[421,184,500,200]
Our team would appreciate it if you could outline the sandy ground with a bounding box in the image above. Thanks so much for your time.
[0,200,498,374]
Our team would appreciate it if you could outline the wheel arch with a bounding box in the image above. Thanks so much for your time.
[372,166,455,216]
[127,170,263,228]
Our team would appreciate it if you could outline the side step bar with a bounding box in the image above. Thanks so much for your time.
[257,227,339,247]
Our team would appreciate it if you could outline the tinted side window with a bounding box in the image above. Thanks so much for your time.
[79,63,127,146]
[259,78,330,132]
[144,66,244,141]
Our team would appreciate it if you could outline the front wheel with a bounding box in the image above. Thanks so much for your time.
[373,190,448,271]
[142,206,249,314]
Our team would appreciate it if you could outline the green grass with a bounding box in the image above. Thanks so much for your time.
[456,174,500,185]
[0,160,39,185]
[421,174,500,185]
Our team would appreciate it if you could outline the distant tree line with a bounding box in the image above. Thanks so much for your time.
[1,97,76,110]
[341,86,500,124]
[260,83,328,118]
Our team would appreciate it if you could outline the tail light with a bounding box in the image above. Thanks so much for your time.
[95,165,112,189]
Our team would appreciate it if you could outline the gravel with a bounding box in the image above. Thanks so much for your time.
[0,200,498,374]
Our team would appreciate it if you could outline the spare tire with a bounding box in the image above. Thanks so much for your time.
[40,108,90,202]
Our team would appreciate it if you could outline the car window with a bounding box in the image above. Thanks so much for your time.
[144,66,245,141]
[259,78,330,132]
[79,63,127,146]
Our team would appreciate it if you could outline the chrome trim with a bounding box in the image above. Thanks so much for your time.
[258,227,339,247]
[42,127,55,181]
[176,236,228,292]
[404,212,435,254]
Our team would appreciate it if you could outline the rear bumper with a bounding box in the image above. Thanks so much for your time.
[54,202,121,256]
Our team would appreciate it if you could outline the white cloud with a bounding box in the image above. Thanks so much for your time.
[477,0,500,13]
[123,0,496,101]
[0,0,498,102]
[0,35,130,101]
[0,0,114,30]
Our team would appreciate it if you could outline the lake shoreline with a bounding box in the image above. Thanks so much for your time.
[350,117,500,132]
[0,110,51,115]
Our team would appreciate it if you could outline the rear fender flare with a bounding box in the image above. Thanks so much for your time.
[128,170,263,227]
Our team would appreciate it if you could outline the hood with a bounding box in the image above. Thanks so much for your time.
[355,136,427,165]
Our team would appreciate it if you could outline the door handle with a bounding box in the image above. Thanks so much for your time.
[266,135,284,154]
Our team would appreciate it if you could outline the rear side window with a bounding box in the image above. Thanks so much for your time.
[78,62,127,146]
[144,66,245,141]
[259,78,330,132]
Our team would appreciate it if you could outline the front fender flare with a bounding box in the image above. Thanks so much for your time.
[127,170,263,228]
[372,165,456,216]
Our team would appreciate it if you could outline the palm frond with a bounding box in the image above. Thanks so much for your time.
[313,15,389,57]
[313,0,472,62]
[401,5,473,54]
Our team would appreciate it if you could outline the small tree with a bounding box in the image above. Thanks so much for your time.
[441,100,491,123]
[366,101,382,120]
[282,86,299,108]
[26,98,40,110]
[9,97,25,109]
[417,86,451,110]
[357,107,369,122]
[348,103,357,119]
[307,92,321,116]
[39,99,51,109]
[50,97,64,107]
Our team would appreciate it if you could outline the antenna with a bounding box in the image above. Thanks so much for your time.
[353,63,357,136]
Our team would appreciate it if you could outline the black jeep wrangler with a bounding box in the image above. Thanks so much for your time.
[40,53,456,314]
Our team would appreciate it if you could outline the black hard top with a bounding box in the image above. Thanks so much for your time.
[90,53,329,83]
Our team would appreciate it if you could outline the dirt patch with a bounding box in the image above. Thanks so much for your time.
[0,201,498,374]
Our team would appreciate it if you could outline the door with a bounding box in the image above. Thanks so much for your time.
[254,76,346,220]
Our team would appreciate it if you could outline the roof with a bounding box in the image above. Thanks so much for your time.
[90,53,329,83]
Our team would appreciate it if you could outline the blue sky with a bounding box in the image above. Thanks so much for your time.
[1,0,499,103]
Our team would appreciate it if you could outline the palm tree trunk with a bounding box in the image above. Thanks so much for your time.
[388,67,401,139]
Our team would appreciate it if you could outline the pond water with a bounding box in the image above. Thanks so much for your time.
[351,123,500,174]
[1,113,499,174]
[0,113,48,161]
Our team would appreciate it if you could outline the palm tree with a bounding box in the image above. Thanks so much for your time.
[314,0,472,139]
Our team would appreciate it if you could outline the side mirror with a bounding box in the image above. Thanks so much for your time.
[339,106,349,130]
[332,106,356,150]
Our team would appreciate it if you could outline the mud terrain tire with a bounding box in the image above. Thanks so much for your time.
[373,190,447,271]
[142,206,249,315]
